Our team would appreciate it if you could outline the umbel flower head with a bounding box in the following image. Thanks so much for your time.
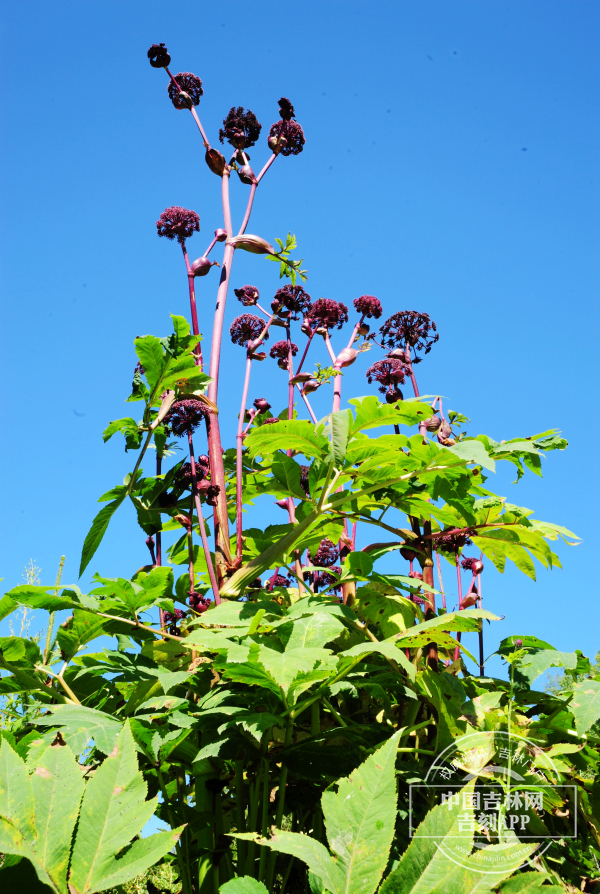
[234,285,260,307]
[436,529,475,552]
[307,298,349,331]
[278,97,296,120]
[354,295,382,319]
[147,43,171,68]
[273,285,311,317]
[164,399,209,436]
[268,120,305,156]
[219,107,262,149]
[174,461,206,489]
[379,311,439,356]
[269,340,298,360]
[366,358,407,393]
[310,538,339,568]
[230,314,268,346]
[156,206,200,243]
[167,72,204,110]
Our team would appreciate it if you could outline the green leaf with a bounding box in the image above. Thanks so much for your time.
[69,722,183,893]
[246,420,329,459]
[570,679,600,735]
[257,646,335,696]
[220,879,269,894]
[278,612,345,650]
[30,741,85,893]
[321,730,401,894]
[443,439,496,473]
[56,611,109,664]
[32,706,123,756]
[102,418,142,451]
[515,649,577,687]
[79,495,127,577]
[394,609,500,641]
[497,874,553,893]
[271,454,306,498]
[234,831,344,894]
[322,409,351,465]
[338,640,416,681]
[348,396,433,436]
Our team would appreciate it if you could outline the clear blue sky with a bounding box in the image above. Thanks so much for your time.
[1,1,598,675]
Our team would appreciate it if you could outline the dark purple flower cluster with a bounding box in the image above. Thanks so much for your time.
[253,397,271,414]
[315,566,342,592]
[365,358,407,393]
[175,457,209,489]
[269,340,298,360]
[147,43,171,68]
[205,484,220,506]
[307,299,349,331]
[278,98,295,120]
[310,538,340,568]
[134,361,145,376]
[436,530,475,552]
[189,592,211,613]
[268,120,305,156]
[164,400,209,437]
[379,311,439,355]
[168,73,204,110]
[156,206,200,243]
[164,608,185,624]
[230,314,268,346]
[266,572,290,592]
[300,465,310,496]
[219,107,262,149]
[273,285,311,316]
[354,295,382,319]
[234,285,260,307]
[263,417,280,425]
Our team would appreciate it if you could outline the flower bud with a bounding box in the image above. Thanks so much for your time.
[400,548,416,561]
[290,372,313,385]
[471,559,484,575]
[315,326,328,337]
[386,386,403,404]
[268,133,287,154]
[358,322,370,335]
[408,570,423,581]
[244,408,256,422]
[214,228,227,242]
[250,351,266,361]
[237,164,257,185]
[424,416,442,432]
[275,499,289,510]
[335,347,358,369]
[191,256,216,277]
[277,359,288,370]
[228,235,276,255]
[388,348,408,361]
[461,592,479,609]
[514,638,523,649]
[253,397,271,414]
[302,379,321,394]
[301,320,312,336]
[205,148,227,177]
[271,298,281,312]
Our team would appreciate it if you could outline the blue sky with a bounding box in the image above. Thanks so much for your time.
[1,1,599,677]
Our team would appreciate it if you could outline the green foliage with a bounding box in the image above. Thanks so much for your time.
[0,724,182,893]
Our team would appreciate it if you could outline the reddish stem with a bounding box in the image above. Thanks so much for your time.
[236,355,253,560]
[435,551,446,612]
[181,243,203,366]
[188,432,220,604]
[453,549,463,662]
[295,331,315,375]
[156,453,164,629]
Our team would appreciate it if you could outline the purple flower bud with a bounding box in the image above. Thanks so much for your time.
[386,386,404,404]
[275,499,289,510]
[205,148,227,177]
[400,548,416,561]
[302,379,321,395]
[515,639,523,648]
[358,322,370,336]
[263,417,280,425]
[215,228,227,242]
[335,347,358,369]
[191,257,216,277]
[253,398,271,414]
[237,164,256,185]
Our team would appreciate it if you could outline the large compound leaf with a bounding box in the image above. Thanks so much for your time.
[246,420,329,459]
[514,649,577,688]
[321,730,401,894]
[221,879,269,894]
[234,831,344,894]
[69,722,183,893]
[79,495,127,577]
[348,396,433,436]
[278,612,345,650]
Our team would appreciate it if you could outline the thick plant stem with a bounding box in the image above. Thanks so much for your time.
[181,243,203,366]
[236,355,253,560]
[157,766,189,893]
[477,559,484,675]
[188,432,221,604]
[265,724,294,889]
[238,182,257,237]
[454,549,464,662]
[298,384,318,423]
[234,760,247,871]
[43,555,65,663]
[435,550,446,611]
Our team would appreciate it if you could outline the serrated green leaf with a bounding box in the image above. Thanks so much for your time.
[570,679,600,735]
[79,495,127,577]
[444,439,495,473]
[246,420,329,459]
[221,878,269,894]
[32,706,122,756]
[278,612,345,650]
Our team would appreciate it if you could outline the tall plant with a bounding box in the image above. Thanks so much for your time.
[0,42,598,894]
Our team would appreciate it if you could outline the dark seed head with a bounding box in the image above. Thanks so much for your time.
[219,107,262,149]
[268,120,305,156]
[354,295,382,319]
[234,285,260,307]
[164,399,209,437]
[269,340,298,361]
[307,298,348,331]
[273,284,311,317]
[230,314,268,346]
[147,43,171,68]
[379,311,439,357]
